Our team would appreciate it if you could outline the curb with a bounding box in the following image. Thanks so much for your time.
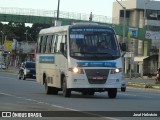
[0,70,18,74]
[127,82,160,90]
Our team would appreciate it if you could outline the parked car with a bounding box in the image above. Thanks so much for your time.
[18,61,36,80]
[0,63,6,69]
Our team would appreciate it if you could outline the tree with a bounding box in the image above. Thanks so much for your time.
[30,23,51,41]
[0,22,51,42]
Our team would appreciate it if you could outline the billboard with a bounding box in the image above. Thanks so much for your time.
[145,31,160,40]
[4,40,12,52]
[128,28,138,38]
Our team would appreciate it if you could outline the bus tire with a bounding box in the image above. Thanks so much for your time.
[121,87,126,92]
[108,88,117,98]
[62,77,71,97]
[44,79,52,94]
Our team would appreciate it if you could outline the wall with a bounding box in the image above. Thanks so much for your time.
[18,42,36,53]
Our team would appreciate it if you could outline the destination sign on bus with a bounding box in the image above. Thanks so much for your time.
[77,61,116,67]
[71,28,113,33]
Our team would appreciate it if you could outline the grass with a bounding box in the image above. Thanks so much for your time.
[127,82,160,89]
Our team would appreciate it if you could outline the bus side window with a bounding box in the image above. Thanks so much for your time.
[37,36,43,53]
[46,36,52,53]
[51,35,55,53]
[64,35,67,54]
[54,35,58,53]
[55,35,62,53]
[61,35,67,56]
[41,36,47,53]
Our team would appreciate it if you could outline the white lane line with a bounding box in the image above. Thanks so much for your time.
[0,92,120,120]
[0,76,17,80]
[118,92,152,98]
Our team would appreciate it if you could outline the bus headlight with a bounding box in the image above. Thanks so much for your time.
[73,67,79,73]
[111,68,122,74]
[69,67,84,74]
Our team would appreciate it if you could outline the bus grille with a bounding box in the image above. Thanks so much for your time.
[85,69,109,84]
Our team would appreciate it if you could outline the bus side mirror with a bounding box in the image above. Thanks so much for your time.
[60,43,65,53]
[120,43,127,51]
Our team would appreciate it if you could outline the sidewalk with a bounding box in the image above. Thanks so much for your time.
[0,66,19,74]
[125,77,160,89]
[126,77,155,84]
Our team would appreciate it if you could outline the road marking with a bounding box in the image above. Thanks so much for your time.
[118,92,153,98]
[0,76,17,80]
[0,92,120,120]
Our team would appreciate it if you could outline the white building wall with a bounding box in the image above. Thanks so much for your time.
[113,0,160,26]
[136,0,160,10]
[18,42,36,53]
[112,0,137,24]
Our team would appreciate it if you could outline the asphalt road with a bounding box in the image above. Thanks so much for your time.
[0,72,160,120]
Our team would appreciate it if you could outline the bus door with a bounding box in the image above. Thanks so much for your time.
[54,34,68,88]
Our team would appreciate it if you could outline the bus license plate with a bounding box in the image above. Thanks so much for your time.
[92,76,104,80]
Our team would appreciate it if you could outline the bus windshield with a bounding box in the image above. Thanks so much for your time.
[69,27,120,60]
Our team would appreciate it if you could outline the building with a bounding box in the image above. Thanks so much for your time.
[112,0,160,77]
[11,40,36,66]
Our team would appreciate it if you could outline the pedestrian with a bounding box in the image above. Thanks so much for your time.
[156,68,160,81]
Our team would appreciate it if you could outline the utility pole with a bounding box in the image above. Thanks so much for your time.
[57,0,60,20]
[116,0,126,43]
[55,0,61,26]
[89,12,93,21]
[24,30,28,41]
[0,31,4,45]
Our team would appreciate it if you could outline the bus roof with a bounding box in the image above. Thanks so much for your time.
[39,25,70,35]
[39,22,112,35]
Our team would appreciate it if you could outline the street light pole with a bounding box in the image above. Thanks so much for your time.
[57,0,60,20]
[123,7,126,43]
[116,0,126,43]
[24,30,28,41]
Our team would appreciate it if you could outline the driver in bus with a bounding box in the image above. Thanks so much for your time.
[97,40,108,52]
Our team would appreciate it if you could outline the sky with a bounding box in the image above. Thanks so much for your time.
[0,0,115,17]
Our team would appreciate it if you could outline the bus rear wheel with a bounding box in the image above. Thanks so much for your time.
[62,77,71,97]
[108,88,117,98]
[121,87,126,92]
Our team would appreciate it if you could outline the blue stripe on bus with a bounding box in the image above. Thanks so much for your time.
[39,56,55,64]
[77,62,116,67]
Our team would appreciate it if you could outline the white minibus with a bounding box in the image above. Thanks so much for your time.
[36,22,124,98]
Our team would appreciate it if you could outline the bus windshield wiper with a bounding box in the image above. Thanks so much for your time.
[78,52,100,60]
[96,52,114,57]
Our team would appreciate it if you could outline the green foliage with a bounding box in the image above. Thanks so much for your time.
[0,22,51,41]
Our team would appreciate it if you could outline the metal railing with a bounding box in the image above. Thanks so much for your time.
[0,7,112,23]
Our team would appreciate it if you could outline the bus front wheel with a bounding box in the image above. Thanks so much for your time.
[108,88,117,98]
[62,77,71,97]
[44,79,52,94]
